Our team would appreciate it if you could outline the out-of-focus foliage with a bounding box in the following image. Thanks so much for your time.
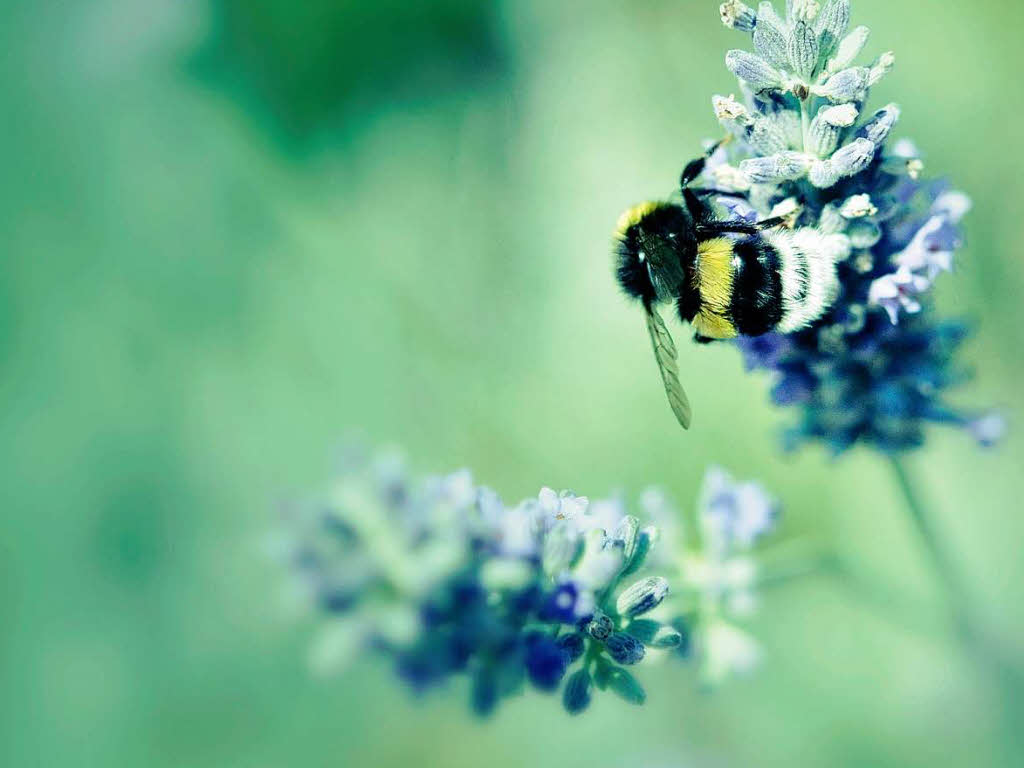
[2,0,1023,767]
[194,0,506,140]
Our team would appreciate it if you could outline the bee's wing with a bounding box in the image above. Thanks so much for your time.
[644,306,692,430]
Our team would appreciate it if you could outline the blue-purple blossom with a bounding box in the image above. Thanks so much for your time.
[280,447,784,715]
[710,0,1000,453]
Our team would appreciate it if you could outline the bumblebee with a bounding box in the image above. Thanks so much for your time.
[614,147,846,429]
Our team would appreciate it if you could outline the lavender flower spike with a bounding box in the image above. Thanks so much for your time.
[706,0,999,452]
[279,445,793,715]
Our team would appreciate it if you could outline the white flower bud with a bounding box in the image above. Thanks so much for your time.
[839,194,878,218]
[827,25,869,73]
[821,103,859,126]
[808,103,857,156]
[788,21,820,79]
[859,104,901,144]
[726,50,783,91]
[740,151,813,183]
[831,138,876,179]
[812,67,870,102]
[753,7,791,69]
[869,52,896,86]
[616,576,670,618]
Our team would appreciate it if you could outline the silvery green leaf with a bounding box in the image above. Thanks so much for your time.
[615,576,669,617]
[815,0,850,58]
[752,8,791,69]
[726,50,783,91]
[613,515,639,561]
[787,21,819,79]
[625,619,683,649]
[812,67,870,102]
[562,668,592,715]
[739,151,813,183]
[541,523,581,577]
[869,52,895,86]
[827,25,869,73]
[602,664,646,705]
[848,220,882,248]
[720,0,757,32]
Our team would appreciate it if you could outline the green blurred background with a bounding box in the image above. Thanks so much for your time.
[3,0,1023,765]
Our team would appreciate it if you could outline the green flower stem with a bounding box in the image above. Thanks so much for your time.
[888,456,974,643]
[889,455,1024,755]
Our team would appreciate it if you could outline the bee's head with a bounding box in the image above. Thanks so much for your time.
[613,202,692,305]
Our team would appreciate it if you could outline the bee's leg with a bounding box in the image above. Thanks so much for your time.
[679,137,731,189]
[753,215,789,230]
[696,216,789,237]
[680,156,708,189]
[683,187,713,222]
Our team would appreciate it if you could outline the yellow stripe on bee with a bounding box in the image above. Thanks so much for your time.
[614,201,668,239]
[693,237,737,340]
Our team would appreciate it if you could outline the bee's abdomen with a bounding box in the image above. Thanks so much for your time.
[765,229,842,333]
[730,238,784,337]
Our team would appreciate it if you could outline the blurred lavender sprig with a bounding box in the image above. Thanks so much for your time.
[276,447,783,715]
[643,467,780,686]
[711,0,1004,453]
